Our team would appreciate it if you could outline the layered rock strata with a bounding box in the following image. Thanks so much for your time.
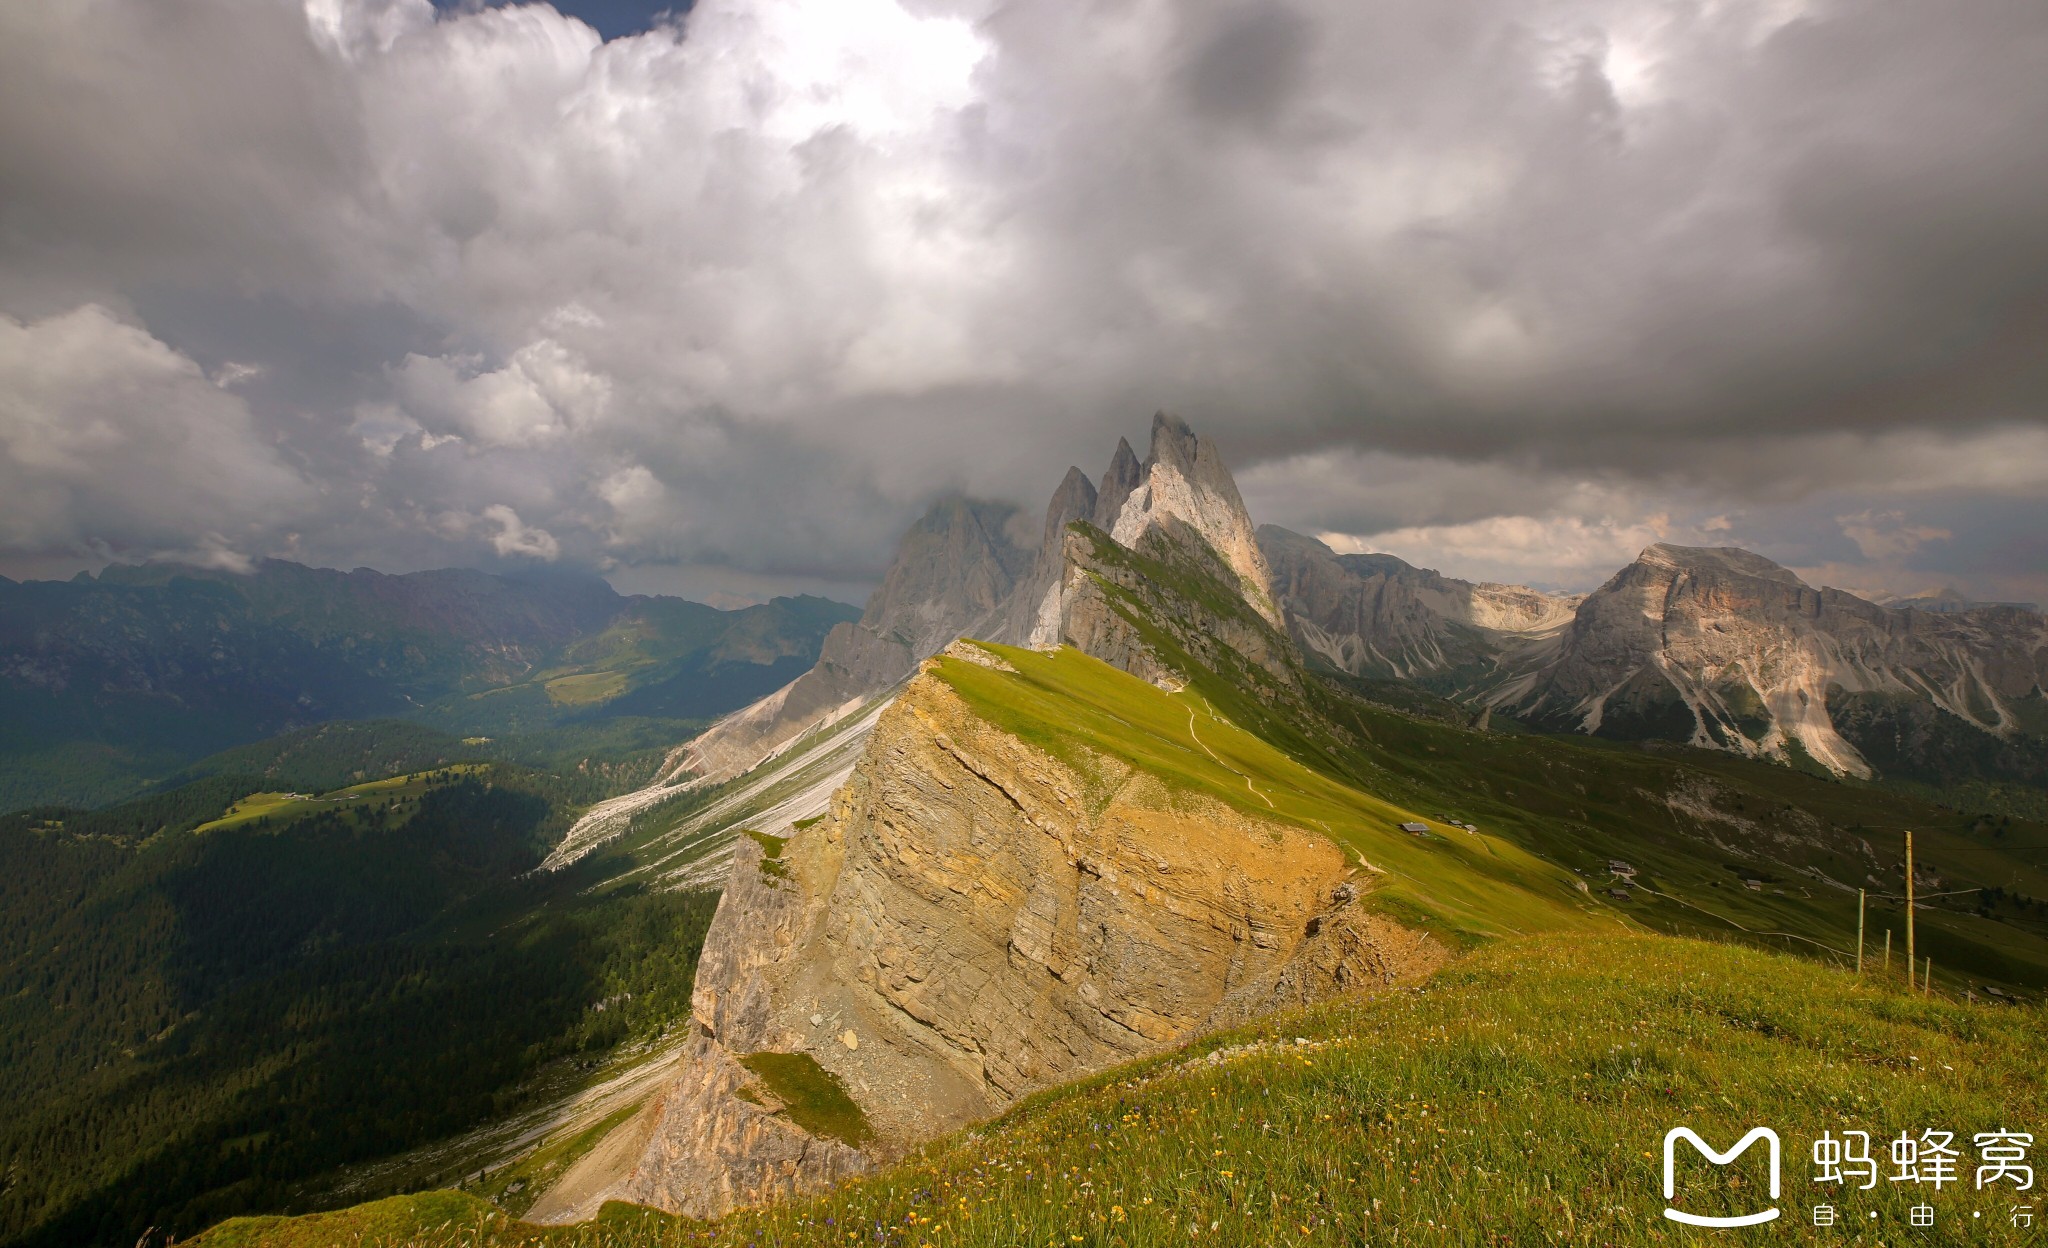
[545,651,1442,1219]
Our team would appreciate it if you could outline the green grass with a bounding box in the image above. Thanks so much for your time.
[1299,686,2048,994]
[186,1191,512,1248]
[735,1052,873,1148]
[934,642,1608,946]
[193,766,484,832]
[743,828,790,880]
[191,931,2048,1246]
[545,670,637,706]
[743,828,789,858]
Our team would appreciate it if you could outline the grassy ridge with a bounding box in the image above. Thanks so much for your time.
[935,643,1608,945]
[191,931,2048,1247]
[1312,685,2048,992]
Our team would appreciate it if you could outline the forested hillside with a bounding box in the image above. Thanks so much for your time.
[0,766,721,1248]
[0,563,856,811]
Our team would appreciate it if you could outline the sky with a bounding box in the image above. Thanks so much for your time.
[2,0,2045,609]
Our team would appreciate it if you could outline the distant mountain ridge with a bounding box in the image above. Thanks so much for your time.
[1507,542,2048,781]
[1257,531,2048,786]
[0,561,857,810]
[675,413,1301,784]
[664,417,2045,801]
[1259,525,1579,691]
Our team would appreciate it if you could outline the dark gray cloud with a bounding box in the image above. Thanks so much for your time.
[0,0,2043,605]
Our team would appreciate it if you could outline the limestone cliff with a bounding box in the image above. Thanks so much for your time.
[1001,465,1099,648]
[681,498,1032,780]
[1102,413,1283,630]
[1258,525,1577,691]
[543,647,1443,1220]
[1046,521,1302,693]
[678,413,1288,787]
[1509,543,2048,777]
[1026,415,1301,694]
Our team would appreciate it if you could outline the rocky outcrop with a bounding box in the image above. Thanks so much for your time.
[557,1034,869,1223]
[1105,414,1283,629]
[681,499,1032,780]
[1049,520,1302,691]
[1022,415,1302,693]
[549,649,1443,1220]
[679,413,1290,785]
[1092,436,1143,532]
[1509,544,2048,776]
[1259,526,1577,690]
[1004,466,1099,648]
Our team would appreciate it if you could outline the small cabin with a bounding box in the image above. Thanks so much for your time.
[1399,822,1429,834]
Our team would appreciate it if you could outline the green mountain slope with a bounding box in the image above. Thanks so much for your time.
[0,563,857,811]
[37,423,2048,1248]
[192,931,2048,1247]
[0,764,731,1248]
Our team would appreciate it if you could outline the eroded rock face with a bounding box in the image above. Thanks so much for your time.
[560,655,1442,1220]
[1106,413,1283,630]
[1258,525,1578,687]
[1518,544,2048,776]
[682,498,1032,780]
[1050,521,1301,691]
[799,670,1419,1116]
[606,1035,869,1222]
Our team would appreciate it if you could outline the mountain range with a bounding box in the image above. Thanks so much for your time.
[504,412,2047,1223]
[675,412,2046,804]
[0,562,856,810]
[7,413,2035,817]
[8,411,2047,1248]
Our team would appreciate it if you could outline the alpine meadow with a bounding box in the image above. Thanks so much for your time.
[3,1,2048,1246]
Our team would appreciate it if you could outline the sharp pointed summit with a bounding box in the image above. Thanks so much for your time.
[1002,465,1099,644]
[1091,436,1142,531]
[1098,413,1282,629]
[667,414,1297,792]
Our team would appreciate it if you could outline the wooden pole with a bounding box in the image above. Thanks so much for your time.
[1925,957,1933,997]
[1904,830,1916,984]
[1856,889,1866,975]
[1884,930,1891,976]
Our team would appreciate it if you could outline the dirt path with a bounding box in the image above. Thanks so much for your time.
[1185,702,1274,808]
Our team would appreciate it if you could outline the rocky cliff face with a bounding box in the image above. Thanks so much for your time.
[548,646,1442,1219]
[1258,529,2047,782]
[1047,520,1303,692]
[1103,414,1283,630]
[682,499,1032,779]
[1259,526,1577,690]
[682,413,1288,784]
[1021,414,1300,696]
[1002,465,1099,648]
[1507,544,2048,777]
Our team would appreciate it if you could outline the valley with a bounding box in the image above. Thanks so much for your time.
[1,415,2042,1248]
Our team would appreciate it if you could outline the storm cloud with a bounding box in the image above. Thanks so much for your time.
[1,0,2044,604]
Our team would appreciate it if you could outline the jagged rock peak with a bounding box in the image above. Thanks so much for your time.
[1091,436,1142,531]
[1633,543,1808,588]
[1043,466,1099,552]
[1003,466,1102,646]
[1106,412,1282,627]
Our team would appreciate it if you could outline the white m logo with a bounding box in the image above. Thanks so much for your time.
[1663,1127,1782,1227]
